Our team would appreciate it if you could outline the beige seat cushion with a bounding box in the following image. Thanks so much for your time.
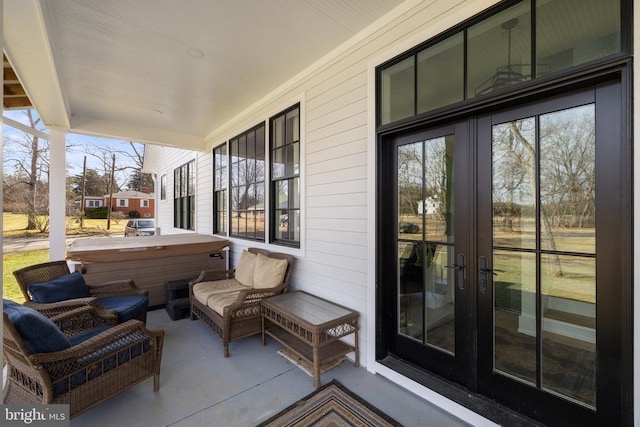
[206,290,242,315]
[192,279,249,305]
[234,250,257,287]
[253,253,288,289]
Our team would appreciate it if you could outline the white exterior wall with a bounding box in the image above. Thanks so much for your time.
[154,2,502,425]
[196,151,213,236]
[155,146,199,235]
[154,0,637,424]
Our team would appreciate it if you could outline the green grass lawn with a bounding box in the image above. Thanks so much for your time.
[3,212,127,238]
[3,249,49,302]
[3,213,128,302]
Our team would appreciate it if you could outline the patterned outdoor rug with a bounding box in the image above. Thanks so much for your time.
[257,380,403,427]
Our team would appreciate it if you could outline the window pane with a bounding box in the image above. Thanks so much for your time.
[293,141,300,175]
[398,241,424,340]
[287,108,300,143]
[537,0,620,77]
[216,190,227,233]
[270,105,300,245]
[541,254,596,408]
[273,147,285,178]
[181,164,187,197]
[468,1,531,97]
[492,117,536,249]
[417,32,464,113]
[397,142,422,241]
[539,104,595,254]
[285,145,295,176]
[214,145,227,190]
[255,184,265,239]
[275,180,288,210]
[275,209,286,240]
[493,250,537,385]
[188,162,195,196]
[273,116,285,148]
[380,56,415,125]
[231,125,265,240]
[291,177,299,209]
[424,135,454,244]
[256,126,265,161]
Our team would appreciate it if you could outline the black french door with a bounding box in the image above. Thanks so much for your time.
[379,79,630,426]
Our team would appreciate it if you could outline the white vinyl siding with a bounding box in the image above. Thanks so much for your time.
[158,0,504,374]
[196,152,213,236]
[156,147,197,235]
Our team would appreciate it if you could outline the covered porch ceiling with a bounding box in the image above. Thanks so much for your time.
[4,0,406,150]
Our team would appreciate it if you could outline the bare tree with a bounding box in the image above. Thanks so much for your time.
[82,141,151,192]
[2,110,50,231]
[493,119,563,277]
[397,143,423,216]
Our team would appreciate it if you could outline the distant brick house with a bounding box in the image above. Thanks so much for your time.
[84,190,155,218]
[106,190,155,218]
[82,196,104,209]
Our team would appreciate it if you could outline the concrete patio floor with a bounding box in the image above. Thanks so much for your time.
[71,308,473,427]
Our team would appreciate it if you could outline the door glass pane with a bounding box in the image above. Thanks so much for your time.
[493,250,536,385]
[537,0,620,77]
[417,32,464,113]
[398,241,424,340]
[398,142,423,239]
[491,100,599,408]
[541,254,596,408]
[492,117,536,249]
[425,136,455,243]
[398,141,423,340]
[539,105,595,254]
[381,57,415,125]
[425,244,455,354]
[397,137,455,354]
[468,1,531,97]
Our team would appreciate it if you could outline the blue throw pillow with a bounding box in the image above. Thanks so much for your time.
[28,271,91,303]
[3,299,71,354]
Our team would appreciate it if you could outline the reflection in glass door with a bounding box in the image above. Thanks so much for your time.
[489,105,596,407]
[382,80,627,425]
[397,133,457,356]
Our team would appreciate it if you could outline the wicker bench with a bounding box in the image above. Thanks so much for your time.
[189,248,294,357]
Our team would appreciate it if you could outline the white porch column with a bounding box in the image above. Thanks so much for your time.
[48,127,67,261]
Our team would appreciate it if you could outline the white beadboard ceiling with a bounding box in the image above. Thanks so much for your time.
[4,0,406,149]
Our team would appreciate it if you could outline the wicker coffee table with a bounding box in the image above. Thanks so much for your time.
[261,291,359,388]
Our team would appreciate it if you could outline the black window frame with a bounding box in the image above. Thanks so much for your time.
[212,143,228,235]
[174,159,195,230]
[160,174,166,200]
[269,104,301,247]
[376,0,629,129]
[229,123,266,241]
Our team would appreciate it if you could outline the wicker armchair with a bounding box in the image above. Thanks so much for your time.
[190,248,294,357]
[3,299,164,418]
[14,260,149,324]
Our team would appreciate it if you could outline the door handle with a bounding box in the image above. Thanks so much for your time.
[445,253,466,290]
[478,256,497,294]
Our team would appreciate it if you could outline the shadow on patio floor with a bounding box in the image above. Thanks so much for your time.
[71,308,472,427]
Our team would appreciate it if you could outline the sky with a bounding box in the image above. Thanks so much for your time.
[3,109,143,188]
